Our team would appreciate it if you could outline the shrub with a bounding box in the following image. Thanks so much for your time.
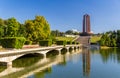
[39,40,52,46]
[0,37,26,49]
[72,41,76,44]
[67,41,72,45]
[25,40,32,45]
[56,40,66,46]
[76,42,80,44]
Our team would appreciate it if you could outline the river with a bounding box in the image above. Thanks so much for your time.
[0,48,120,78]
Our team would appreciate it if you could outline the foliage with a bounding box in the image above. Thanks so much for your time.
[67,41,72,45]
[56,40,67,46]
[99,30,120,47]
[65,30,73,34]
[0,16,51,44]
[76,42,80,44]
[25,16,51,43]
[51,30,62,37]
[6,17,20,37]
[48,34,56,44]
[72,41,76,44]
[39,40,52,46]
[65,30,80,35]
[25,40,32,45]
[18,24,26,37]
[0,37,26,49]
[0,18,5,38]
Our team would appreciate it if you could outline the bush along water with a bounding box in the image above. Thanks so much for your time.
[0,37,26,49]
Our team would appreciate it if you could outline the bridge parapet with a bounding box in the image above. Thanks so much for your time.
[0,44,82,66]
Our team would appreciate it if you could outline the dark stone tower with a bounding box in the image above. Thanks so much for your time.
[86,15,90,33]
[83,15,86,33]
[81,14,91,36]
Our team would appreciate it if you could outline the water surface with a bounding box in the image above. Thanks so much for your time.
[1,48,120,78]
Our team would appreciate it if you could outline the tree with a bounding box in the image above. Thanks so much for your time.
[111,39,116,47]
[0,18,4,38]
[24,20,34,41]
[0,16,51,44]
[65,30,73,34]
[24,16,51,43]
[18,24,26,37]
[100,38,105,46]
[100,34,107,46]
[100,30,118,47]
[6,17,20,37]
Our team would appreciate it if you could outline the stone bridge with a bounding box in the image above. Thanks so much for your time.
[0,44,82,66]
[0,51,82,78]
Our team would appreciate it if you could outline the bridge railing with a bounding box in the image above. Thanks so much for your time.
[0,44,82,56]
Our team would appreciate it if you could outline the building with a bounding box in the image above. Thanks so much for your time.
[81,14,93,36]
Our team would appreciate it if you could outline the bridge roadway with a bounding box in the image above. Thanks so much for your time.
[0,44,82,66]
[0,50,82,78]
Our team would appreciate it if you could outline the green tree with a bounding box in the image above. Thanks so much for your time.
[34,16,50,40]
[65,30,73,34]
[100,38,105,46]
[105,37,111,46]
[18,24,26,37]
[51,30,61,37]
[6,17,20,37]
[0,18,4,38]
[111,39,116,47]
[24,16,51,43]
[100,30,118,47]
[24,20,34,41]
[100,34,107,46]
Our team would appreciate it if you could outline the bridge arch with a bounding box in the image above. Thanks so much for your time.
[14,53,44,60]
[61,48,68,54]
[11,52,46,62]
[46,49,59,58]
[69,47,73,53]
[13,53,43,67]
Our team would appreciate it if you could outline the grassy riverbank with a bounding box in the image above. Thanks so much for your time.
[100,46,118,49]
[100,46,111,49]
[90,36,101,43]
[56,37,75,41]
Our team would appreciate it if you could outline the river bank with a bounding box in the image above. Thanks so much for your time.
[100,46,118,49]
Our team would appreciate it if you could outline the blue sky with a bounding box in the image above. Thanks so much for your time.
[0,0,120,33]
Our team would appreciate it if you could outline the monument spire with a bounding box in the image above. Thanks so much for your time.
[81,14,92,36]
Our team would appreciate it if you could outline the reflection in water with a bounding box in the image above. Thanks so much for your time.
[58,55,66,66]
[2,48,120,78]
[13,54,43,67]
[0,66,7,73]
[32,67,52,78]
[99,48,120,63]
[0,51,70,78]
[82,48,91,77]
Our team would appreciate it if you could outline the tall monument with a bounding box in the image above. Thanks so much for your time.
[81,14,92,36]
